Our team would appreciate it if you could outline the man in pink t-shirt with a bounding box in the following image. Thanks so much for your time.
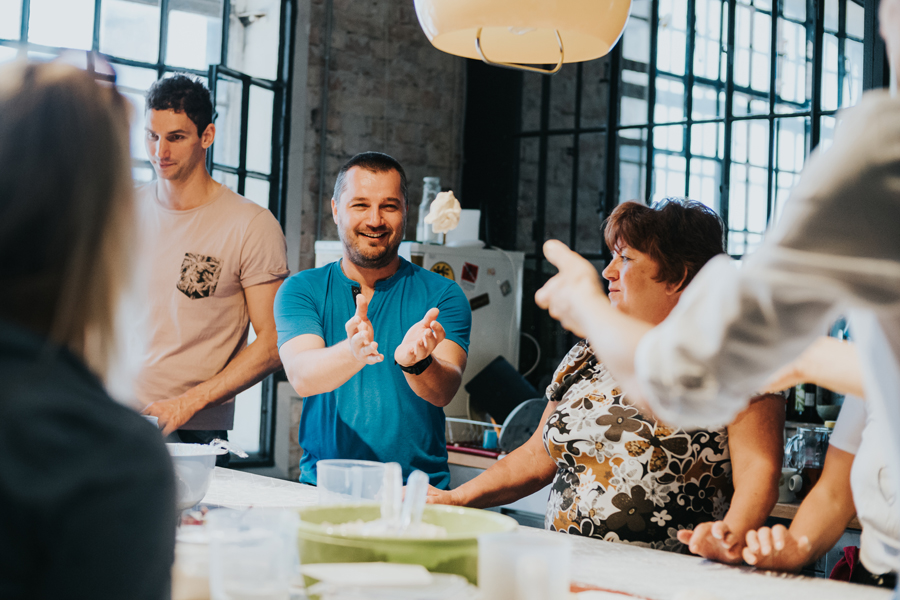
[135,76,288,460]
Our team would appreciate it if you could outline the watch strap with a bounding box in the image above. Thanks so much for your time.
[396,354,433,375]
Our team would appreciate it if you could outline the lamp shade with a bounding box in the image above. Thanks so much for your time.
[414,0,632,66]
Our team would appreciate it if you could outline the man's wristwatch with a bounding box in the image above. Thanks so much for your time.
[396,354,433,375]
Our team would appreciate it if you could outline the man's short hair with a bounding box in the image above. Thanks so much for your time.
[145,74,213,137]
[333,152,408,205]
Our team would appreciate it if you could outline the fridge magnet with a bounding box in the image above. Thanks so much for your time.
[430,261,454,281]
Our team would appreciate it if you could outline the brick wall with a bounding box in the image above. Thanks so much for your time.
[287,0,466,481]
[296,0,466,271]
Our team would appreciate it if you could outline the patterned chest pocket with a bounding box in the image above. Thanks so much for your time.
[177,252,222,299]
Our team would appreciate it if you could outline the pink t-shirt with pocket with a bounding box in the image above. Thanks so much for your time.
[129,183,289,430]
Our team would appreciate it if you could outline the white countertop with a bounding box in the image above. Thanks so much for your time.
[197,468,891,600]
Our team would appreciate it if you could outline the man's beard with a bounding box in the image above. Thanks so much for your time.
[342,230,402,270]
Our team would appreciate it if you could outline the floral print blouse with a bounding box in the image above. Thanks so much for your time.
[542,341,733,553]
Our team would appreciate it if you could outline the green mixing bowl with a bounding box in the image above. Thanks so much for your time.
[296,504,517,584]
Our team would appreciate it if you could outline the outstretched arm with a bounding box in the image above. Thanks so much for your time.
[144,280,284,435]
[428,400,559,507]
[280,293,384,397]
[760,337,864,399]
[743,446,856,571]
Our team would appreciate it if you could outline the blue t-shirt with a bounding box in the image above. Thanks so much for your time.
[274,258,471,489]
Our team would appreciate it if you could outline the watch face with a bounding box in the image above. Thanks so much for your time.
[430,261,454,280]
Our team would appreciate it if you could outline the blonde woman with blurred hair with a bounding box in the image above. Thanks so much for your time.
[0,60,175,599]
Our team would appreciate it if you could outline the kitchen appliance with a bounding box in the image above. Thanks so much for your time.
[314,241,525,418]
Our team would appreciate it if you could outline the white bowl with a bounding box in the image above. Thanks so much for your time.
[167,443,227,511]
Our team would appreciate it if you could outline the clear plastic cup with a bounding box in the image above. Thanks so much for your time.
[207,508,299,600]
[478,531,571,600]
[317,459,385,505]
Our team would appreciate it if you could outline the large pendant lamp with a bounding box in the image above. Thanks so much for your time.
[414,0,632,74]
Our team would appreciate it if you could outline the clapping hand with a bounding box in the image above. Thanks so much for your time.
[395,308,444,367]
[535,240,609,337]
[677,521,744,564]
[345,293,383,365]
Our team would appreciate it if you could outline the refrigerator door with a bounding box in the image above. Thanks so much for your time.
[400,242,524,417]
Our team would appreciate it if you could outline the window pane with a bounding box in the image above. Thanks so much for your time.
[244,177,270,209]
[618,129,648,203]
[692,84,724,120]
[728,162,768,232]
[822,34,839,111]
[783,0,805,21]
[0,45,17,64]
[100,0,160,63]
[622,0,651,64]
[133,165,154,182]
[652,150,687,203]
[166,0,223,71]
[576,133,607,254]
[824,0,839,33]
[842,39,864,108]
[247,85,274,175]
[657,0,688,76]
[213,169,239,192]
[28,0,95,50]
[731,119,770,167]
[688,156,721,209]
[620,67,649,126]
[226,0,281,80]
[116,64,159,160]
[213,74,242,168]
[655,75,685,124]
[233,383,262,454]
[690,122,725,160]
[847,1,865,39]
[654,123,685,153]
[772,116,809,221]
[0,0,22,40]
[693,0,724,81]
[734,5,771,115]
[580,58,610,130]
[549,65,577,130]
[774,17,810,113]
[819,114,837,152]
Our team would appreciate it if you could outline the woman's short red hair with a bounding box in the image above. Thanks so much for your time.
[603,198,725,291]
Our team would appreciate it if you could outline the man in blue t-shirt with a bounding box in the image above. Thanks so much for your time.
[275,152,471,488]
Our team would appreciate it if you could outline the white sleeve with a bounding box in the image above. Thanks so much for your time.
[633,91,900,429]
[828,396,865,454]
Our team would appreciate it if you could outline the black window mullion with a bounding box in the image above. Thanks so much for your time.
[158,0,170,78]
[721,0,737,227]
[684,0,698,198]
[220,0,230,67]
[605,43,621,223]
[531,74,551,345]
[837,0,847,107]
[766,0,779,223]
[569,63,583,250]
[92,0,102,52]
[20,0,31,42]
[809,0,825,150]
[645,0,660,202]
[862,0,886,89]
[238,76,251,195]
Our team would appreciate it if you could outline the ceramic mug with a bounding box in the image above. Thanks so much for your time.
[778,467,803,503]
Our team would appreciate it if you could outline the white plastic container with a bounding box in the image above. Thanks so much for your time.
[317,459,385,505]
[167,443,227,511]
